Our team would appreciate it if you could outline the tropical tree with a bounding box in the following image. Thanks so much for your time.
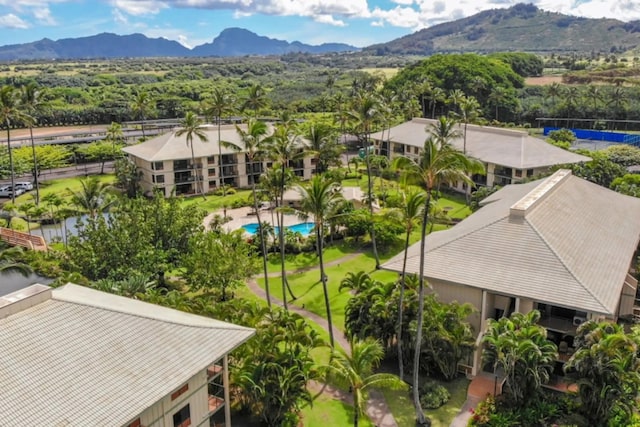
[393,121,484,424]
[488,86,509,121]
[242,83,268,117]
[296,174,343,348]
[0,244,32,276]
[457,96,482,155]
[349,92,381,269]
[105,121,124,150]
[564,321,640,426]
[176,111,208,197]
[227,118,273,307]
[323,338,407,427]
[67,176,114,218]
[482,310,557,408]
[20,82,48,205]
[130,90,155,140]
[201,87,236,195]
[305,122,342,174]
[268,123,306,308]
[395,189,426,381]
[0,85,30,203]
[339,270,372,294]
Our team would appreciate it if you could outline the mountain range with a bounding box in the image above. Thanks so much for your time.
[0,28,358,61]
[2,4,640,60]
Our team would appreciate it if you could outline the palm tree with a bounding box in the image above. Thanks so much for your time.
[323,338,407,427]
[130,90,155,140]
[339,270,372,294]
[105,121,124,150]
[296,174,343,348]
[176,111,209,198]
[349,92,381,269]
[0,244,32,276]
[395,189,425,381]
[20,82,47,205]
[67,176,114,218]
[201,87,236,196]
[242,83,267,117]
[457,96,482,155]
[306,122,341,174]
[448,88,465,115]
[426,86,445,119]
[268,123,306,308]
[488,86,508,121]
[227,118,273,308]
[393,130,484,424]
[0,85,30,203]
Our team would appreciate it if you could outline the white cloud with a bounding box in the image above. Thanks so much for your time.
[112,8,128,24]
[33,6,56,25]
[314,14,346,26]
[0,13,29,29]
[110,0,169,15]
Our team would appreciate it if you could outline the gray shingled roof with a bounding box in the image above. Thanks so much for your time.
[370,118,590,169]
[0,284,254,426]
[382,170,640,315]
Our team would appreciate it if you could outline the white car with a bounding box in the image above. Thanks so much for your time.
[14,182,34,191]
[0,185,25,198]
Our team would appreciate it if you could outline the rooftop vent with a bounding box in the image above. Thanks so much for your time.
[510,169,572,218]
[0,284,52,319]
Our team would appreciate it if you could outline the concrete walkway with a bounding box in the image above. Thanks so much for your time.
[245,254,398,427]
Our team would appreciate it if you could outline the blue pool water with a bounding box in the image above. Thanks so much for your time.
[241,222,315,237]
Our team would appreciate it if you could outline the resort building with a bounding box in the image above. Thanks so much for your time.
[122,124,314,198]
[0,283,254,427]
[382,170,640,377]
[370,118,590,189]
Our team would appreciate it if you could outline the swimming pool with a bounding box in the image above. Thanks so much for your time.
[241,222,315,237]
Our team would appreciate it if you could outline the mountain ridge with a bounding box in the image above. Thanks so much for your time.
[0,28,358,60]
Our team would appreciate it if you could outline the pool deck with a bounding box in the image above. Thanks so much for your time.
[204,207,314,234]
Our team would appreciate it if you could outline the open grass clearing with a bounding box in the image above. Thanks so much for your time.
[300,392,375,427]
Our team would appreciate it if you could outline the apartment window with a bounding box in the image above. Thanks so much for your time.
[208,168,216,177]
[171,383,189,401]
[207,156,216,165]
[514,169,523,178]
[152,175,165,184]
[173,404,191,427]
[152,161,164,171]
[527,169,535,177]
[128,419,141,427]
[414,146,419,154]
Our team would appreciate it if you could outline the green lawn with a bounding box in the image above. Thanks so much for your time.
[265,241,364,274]
[178,189,253,212]
[12,174,116,206]
[382,376,470,427]
[300,392,374,427]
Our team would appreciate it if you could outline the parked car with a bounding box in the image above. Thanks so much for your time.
[0,185,25,198]
[14,182,33,191]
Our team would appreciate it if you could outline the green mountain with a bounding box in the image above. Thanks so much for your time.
[364,3,640,55]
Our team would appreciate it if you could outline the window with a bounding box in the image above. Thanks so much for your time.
[414,146,419,154]
[128,419,141,427]
[514,169,522,178]
[173,404,191,427]
[171,383,189,400]
[152,175,165,184]
[208,168,216,177]
[152,161,164,171]
[207,156,216,165]
[527,169,534,177]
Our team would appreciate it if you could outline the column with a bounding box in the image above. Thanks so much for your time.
[223,355,231,427]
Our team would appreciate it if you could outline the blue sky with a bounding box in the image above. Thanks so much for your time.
[0,0,638,49]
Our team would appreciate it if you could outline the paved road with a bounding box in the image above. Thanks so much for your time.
[0,161,115,188]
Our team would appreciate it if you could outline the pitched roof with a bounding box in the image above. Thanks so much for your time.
[0,284,254,426]
[370,118,590,169]
[382,170,640,315]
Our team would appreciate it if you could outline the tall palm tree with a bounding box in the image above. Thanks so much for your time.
[67,176,114,218]
[296,174,343,348]
[176,111,209,198]
[20,82,47,205]
[201,87,236,196]
[457,96,482,203]
[268,123,306,308]
[394,132,484,424]
[349,92,382,269]
[426,86,445,119]
[323,338,407,427]
[227,118,273,308]
[395,189,425,381]
[488,86,508,122]
[0,244,33,276]
[242,83,267,118]
[448,88,466,115]
[0,85,30,203]
[130,90,155,140]
[305,122,341,174]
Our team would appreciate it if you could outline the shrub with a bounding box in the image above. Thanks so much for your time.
[419,380,450,409]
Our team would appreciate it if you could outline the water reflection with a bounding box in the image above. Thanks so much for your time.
[0,271,53,296]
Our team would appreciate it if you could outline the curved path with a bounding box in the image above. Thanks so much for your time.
[245,252,399,427]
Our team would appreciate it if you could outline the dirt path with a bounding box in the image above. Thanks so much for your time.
[245,252,399,427]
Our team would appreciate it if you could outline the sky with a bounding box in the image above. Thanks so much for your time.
[0,0,639,49]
